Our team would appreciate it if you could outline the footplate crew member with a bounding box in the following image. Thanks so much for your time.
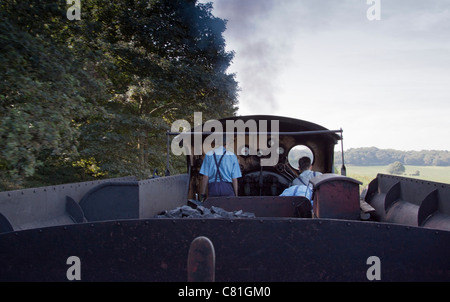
[199,136,242,200]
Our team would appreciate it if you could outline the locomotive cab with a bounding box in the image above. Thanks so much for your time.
[186,115,341,200]
[181,115,363,219]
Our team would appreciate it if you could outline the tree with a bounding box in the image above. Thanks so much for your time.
[387,161,405,175]
[75,0,238,178]
[1,0,239,189]
[335,148,449,167]
[0,3,108,189]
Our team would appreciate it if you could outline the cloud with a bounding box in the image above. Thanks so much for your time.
[203,0,450,150]
[209,0,293,112]
[207,0,374,113]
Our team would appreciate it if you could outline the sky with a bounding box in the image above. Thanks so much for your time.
[199,0,450,151]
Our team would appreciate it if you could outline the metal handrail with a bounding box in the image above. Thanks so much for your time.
[166,129,343,136]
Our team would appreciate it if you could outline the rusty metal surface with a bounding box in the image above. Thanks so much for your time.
[203,196,311,218]
[187,236,215,282]
[366,174,450,231]
[311,174,361,220]
[0,218,448,282]
[310,174,362,187]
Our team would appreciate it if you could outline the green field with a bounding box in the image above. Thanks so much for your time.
[341,165,450,189]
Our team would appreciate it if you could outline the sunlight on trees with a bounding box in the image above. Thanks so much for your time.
[0,0,238,190]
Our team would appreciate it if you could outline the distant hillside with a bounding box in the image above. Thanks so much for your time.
[334,147,450,166]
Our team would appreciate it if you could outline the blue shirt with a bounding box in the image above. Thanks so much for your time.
[280,185,312,200]
[292,170,322,187]
[199,147,242,183]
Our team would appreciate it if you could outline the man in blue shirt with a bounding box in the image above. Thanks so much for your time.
[280,184,313,206]
[284,156,320,207]
[292,156,322,188]
[199,136,242,199]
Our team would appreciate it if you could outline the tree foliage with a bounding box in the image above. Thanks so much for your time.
[387,161,405,175]
[335,147,450,166]
[0,3,106,186]
[1,0,238,190]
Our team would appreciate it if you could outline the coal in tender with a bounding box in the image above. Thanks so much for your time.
[156,205,255,219]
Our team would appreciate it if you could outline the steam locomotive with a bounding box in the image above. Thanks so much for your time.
[0,115,448,281]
